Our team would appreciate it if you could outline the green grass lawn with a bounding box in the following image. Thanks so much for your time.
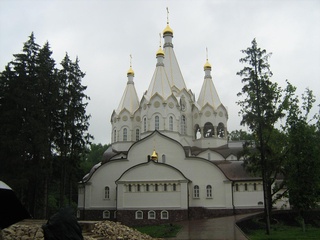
[249,226,320,240]
[135,223,182,238]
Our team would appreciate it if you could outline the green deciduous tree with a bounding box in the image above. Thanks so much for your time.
[284,88,320,228]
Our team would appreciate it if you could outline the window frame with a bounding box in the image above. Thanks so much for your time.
[123,128,127,141]
[148,210,156,219]
[103,210,110,219]
[193,185,200,198]
[161,210,169,219]
[206,185,212,198]
[104,186,110,199]
[135,210,143,219]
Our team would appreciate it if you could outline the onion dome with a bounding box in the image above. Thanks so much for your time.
[163,24,173,35]
[204,60,212,70]
[127,66,134,76]
[151,149,158,161]
[156,47,165,56]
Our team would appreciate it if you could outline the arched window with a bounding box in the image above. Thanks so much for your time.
[155,184,158,192]
[104,186,110,199]
[217,122,225,138]
[244,183,248,191]
[161,210,169,219]
[123,128,127,141]
[113,129,117,142]
[162,154,166,163]
[193,185,200,198]
[254,183,257,191]
[128,184,132,192]
[195,124,201,139]
[181,115,186,135]
[235,184,239,191]
[169,116,173,131]
[135,210,143,219]
[146,184,149,192]
[143,117,147,132]
[136,129,140,141]
[148,210,156,219]
[103,210,110,219]
[164,184,167,191]
[206,185,212,198]
[137,184,141,192]
[155,115,159,130]
[204,122,214,138]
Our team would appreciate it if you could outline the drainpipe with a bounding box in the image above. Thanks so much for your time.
[231,181,235,215]
[82,181,86,220]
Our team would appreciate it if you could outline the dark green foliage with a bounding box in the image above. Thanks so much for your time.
[284,88,320,213]
[0,33,92,218]
[237,38,293,234]
[80,143,110,175]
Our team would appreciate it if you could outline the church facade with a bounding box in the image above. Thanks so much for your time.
[77,18,288,226]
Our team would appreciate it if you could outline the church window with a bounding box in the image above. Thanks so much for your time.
[137,184,141,192]
[258,201,263,206]
[143,117,147,132]
[103,210,110,219]
[135,210,143,219]
[169,116,173,131]
[164,184,167,191]
[244,183,248,191]
[128,184,132,192]
[235,184,239,191]
[146,184,149,192]
[254,183,257,191]
[155,184,158,191]
[162,154,166,163]
[123,128,127,141]
[181,115,186,135]
[193,185,200,198]
[204,122,214,138]
[155,115,159,130]
[104,186,110,199]
[161,210,169,219]
[206,185,212,198]
[113,129,116,142]
[217,122,225,138]
[136,129,140,141]
[195,124,201,139]
[148,210,156,219]
[173,183,177,191]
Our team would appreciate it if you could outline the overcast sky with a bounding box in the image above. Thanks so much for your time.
[1,0,319,144]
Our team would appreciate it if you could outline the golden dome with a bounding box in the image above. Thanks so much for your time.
[204,60,212,70]
[156,47,165,56]
[127,67,134,76]
[163,24,173,34]
[151,150,158,161]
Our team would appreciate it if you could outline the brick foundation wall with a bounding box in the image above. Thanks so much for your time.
[79,207,262,225]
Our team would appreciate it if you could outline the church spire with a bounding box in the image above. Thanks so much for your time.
[145,34,171,100]
[197,49,221,110]
[162,8,187,91]
[116,55,139,114]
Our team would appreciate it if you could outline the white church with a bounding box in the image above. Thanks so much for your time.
[77,16,287,226]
